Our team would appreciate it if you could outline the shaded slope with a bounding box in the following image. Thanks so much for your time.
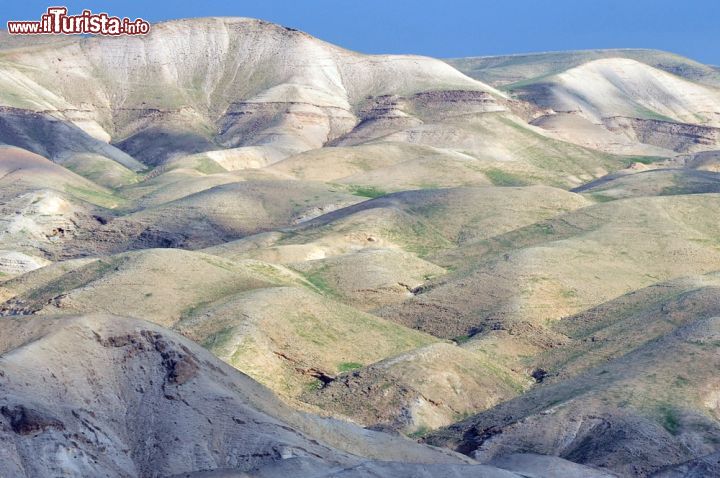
[304,342,529,434]
[572,168,720,199]
[425,316,720,477]
[0,313,515,477]
[0,108,144,170]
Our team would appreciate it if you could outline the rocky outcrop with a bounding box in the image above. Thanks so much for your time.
[603,116,720,153]
[0,314,595,477]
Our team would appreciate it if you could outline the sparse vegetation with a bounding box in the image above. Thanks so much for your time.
[407,426,432,439]
[65,185,127,209]
[3,21,720,477]
[347,184,387,198]
[303,268,338,297]
[337,362,363,373]
[484,168,529,187]
[658,404,682,435]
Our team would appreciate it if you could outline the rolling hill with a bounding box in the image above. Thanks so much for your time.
[1,16,720,478]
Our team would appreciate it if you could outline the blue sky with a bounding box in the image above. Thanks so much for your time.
[3,0,719,65]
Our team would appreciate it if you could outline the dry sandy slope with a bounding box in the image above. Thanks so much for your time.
[2,16,720,477]
[0,313,615,477]
[501,59,720,156]
[0,16,660,194]
[0,146,124,266]
[529,113,675,156]
[0,145,115,201]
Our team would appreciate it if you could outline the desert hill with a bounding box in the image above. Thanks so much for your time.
[1,16,720,478]
[446,49,720,88]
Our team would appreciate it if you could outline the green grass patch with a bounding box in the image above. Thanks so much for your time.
[484,168,530,187]
[347,184,387,198]
[63,157,139,188]
[64,185,127,209]
[588,193,616,203]
[453,334,473,344]
[617,155,667,168]
[302,267,338,297]
[23,258,120,305]
[337,362,363,373]
[658,404,682,435]
[533,223,556,236]
[633,105,677,123]
[199,256,237,273]
[407,425,432,439]
[193,157,227,174]
[202,326,235,350]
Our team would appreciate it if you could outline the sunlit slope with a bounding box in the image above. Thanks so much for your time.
[177,285,436,399]
[0,145,119,201]
[0,18,502,166]
[270,117,660,190]
[0,146,129,267]
[0,249,292,325]
[538,272,720,380]
[450,52,720,155]
[516,59,720,126]
[383,194,720,337]
[0,249,438,404]
[447,49,720,88]
[59,180,362,255]
[209,186,590,264]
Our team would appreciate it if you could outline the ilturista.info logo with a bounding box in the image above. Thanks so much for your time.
[7,7,150,35]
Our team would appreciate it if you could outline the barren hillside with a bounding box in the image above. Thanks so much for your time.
[1,18,719,478]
